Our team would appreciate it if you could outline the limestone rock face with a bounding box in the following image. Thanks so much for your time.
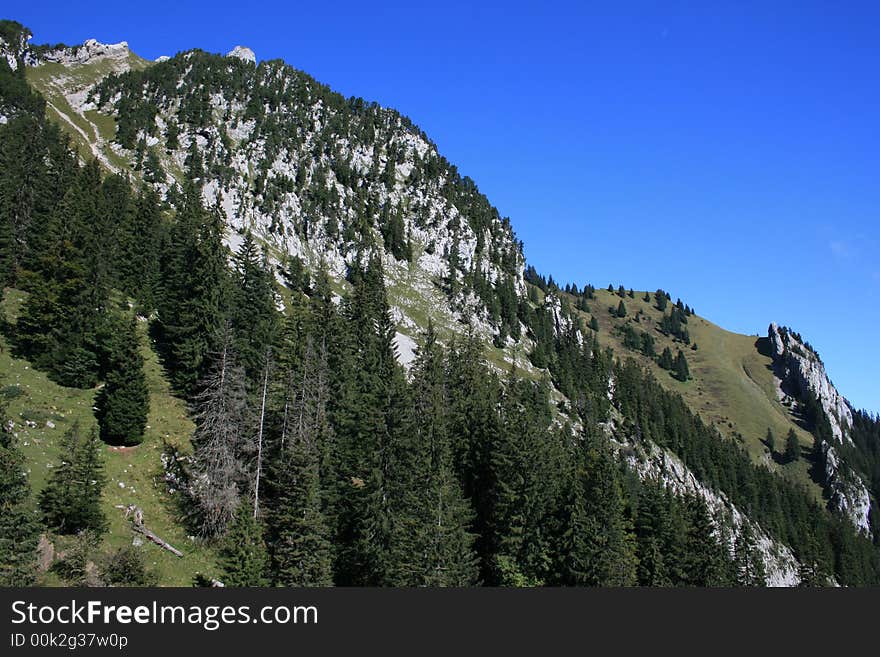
[767,323,871,537]
[768,322,852,443]
[612,426,802,586]
[0,25,31,70]
[822,442,872,537]
[544,293,581,342]
[38,38,131,67]
[226,45,256,64]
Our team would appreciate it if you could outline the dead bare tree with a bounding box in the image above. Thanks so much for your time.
[252,348,272,519]
[189,325,250,537]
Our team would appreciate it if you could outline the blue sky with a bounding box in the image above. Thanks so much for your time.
[13,2,880,412]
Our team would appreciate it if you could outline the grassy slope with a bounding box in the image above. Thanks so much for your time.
[567,287,823,501]
[25,51,149,171]
[1,289,218,585]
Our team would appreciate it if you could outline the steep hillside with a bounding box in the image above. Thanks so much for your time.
[1,290,215,584]
[543,283,876,535]
[570,288,815,468]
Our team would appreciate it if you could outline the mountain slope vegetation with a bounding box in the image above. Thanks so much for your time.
[1,19,878,586]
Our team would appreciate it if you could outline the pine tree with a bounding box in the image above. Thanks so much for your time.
[385,323,479,586]
[673,349,690,381]
[95,316,149,446]
[658,346,674,370]
[559,436,637,586]
[589,316,599,332]
[635,484,674,586]
[445,330,503,580]
[157,186,229,396]
[266,337,335,586]
[489,373,559,586]
[331,254,402,585]
[765,428,776,454]
[39,423,107,535]
[117,185,163,309]
[654,290,668,311]
[784,429,801,463]
[733,524,766,586]
[0,401,40,585]
[268,439,335,586]
[681,496,731,585]
[218,510,269,586]
[15,165,107,387]
[230,232,280,383]
[616,300,627,318]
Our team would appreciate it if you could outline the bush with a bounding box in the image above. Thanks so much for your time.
[101,546,158,586]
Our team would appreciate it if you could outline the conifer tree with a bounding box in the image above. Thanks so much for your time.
[654,290,668,311]
[445,330,503,577]
[673,349,690,381]
[219,510,269,586]
[635,484,675,586]
[489,373,559,586]
[118,185,163,309]
[733,524,766,586]
[616,300,627,318]
[95,316,149,446]
[765,428,776,454]
[332,254,402,585]
[15,163,107,387]
[658,346,674,370]
[39,424,107,535]
[589,316,599,332]
[784,429,801,463]
[0,402,40,585]
[266,338,335,586]
[157,186,229,396]
[559,436,637,586]
[268,438,335,586]
[230,232,280,382]
[385,323,479,586]
[681,496,731,585]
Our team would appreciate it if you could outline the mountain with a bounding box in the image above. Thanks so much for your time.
[1,20,878,587]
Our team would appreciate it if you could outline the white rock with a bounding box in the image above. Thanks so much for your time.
[226,45,256,64]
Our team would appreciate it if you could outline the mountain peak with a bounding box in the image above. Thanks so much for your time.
[226,45,256,64]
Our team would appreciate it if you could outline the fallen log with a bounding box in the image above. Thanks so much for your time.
[123,505,184,558]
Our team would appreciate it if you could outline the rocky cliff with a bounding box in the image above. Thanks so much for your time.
[768,322,852,442]
[767,323,872,536]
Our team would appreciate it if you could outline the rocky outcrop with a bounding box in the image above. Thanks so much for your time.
[226,45,256,64]
[767,323,871,536]
[544,293,582,342]
[0,23,31,70]
[611,427,801,586]
[36,38,131,67]
[821,442,872,537]
[768,322,852,443]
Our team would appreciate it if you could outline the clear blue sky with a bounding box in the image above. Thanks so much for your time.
[13,2,880,412]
